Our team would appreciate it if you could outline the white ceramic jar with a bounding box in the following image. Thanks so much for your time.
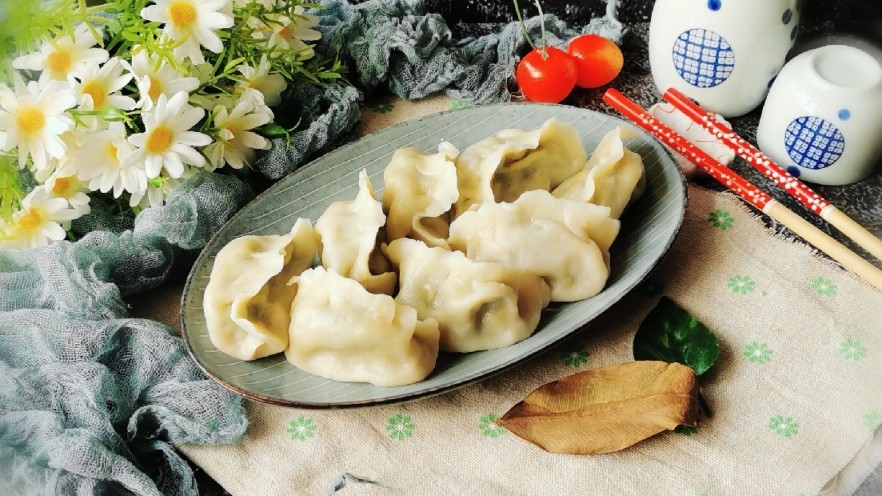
[756,45,882,186]
[648,0,800,117]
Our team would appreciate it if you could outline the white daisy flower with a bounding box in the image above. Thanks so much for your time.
[237,55,287,106]
[73,122,147,199]
[127,91,211,179]
[44,169,92,217]
[2,186,81,249]
[74,58,137,112]
[0,75,77,173]
[208,89,272,169]
[140,0,234,65]
[127,48,200,111]
[13,24,109,82]
[130,170,193,209]
[250,11,321,59]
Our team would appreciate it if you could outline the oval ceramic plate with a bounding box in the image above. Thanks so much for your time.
[181,103,688,409]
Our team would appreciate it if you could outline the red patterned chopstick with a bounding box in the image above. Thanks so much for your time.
[663,87,882,262]
[602,88,882,291]
[602,88,774,212]
[662,87,830,215]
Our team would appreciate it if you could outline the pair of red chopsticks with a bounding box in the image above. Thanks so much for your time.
[603,87,882,292]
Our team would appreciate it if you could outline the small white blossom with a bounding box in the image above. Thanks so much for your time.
[73,58,137,112]
[208,90,272,169]
[250,11,321,59]
[73,122,147,199]
[0,75,77,173]
[130,170,192,209]
[1,186,81,249]
[237,55,287,106]
[44,169,92,217]
[13,24,109,82]
[127,91,211,179]
[141,0,234,64]
[127,49,200,111]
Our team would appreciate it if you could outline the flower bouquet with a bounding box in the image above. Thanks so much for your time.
[0,0,342,249]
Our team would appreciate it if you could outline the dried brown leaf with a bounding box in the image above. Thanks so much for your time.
[498,361,701,454]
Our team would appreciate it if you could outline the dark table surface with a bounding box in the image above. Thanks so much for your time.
[192,1,882,494]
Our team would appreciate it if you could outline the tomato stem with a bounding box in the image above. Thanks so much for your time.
[533,0,549,59]
[512,0,540,55]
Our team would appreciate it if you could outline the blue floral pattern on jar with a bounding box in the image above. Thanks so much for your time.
[672,29,735,88]
[784,116,845,170]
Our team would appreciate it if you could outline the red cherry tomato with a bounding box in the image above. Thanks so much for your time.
[515,46,577,103]
[567,34,624,89]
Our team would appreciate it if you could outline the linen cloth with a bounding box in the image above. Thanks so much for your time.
[165,97,882,495]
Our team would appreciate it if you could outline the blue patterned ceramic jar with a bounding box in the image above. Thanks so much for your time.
[757,45,882,185]
[649,0,800,117]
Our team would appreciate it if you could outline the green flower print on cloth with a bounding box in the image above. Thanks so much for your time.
[478,414,506,438]
[727,275,755,294]
[863,411,882,431]
[386,414,415,440]
[708,209,734,230]
[743,342,772,364]
[769,415,798,438]
[287,416,316,441]
[811,276,837,297]
[449,99,472,110]
[560,346,589,368]
[839,338,867,362]
[370,102,394,113]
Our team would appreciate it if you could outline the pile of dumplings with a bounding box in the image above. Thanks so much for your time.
[204,119,646,387]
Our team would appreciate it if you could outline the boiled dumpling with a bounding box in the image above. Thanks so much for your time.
[385,238,551,352]
[448,201,609,302]
[553,126,646,219]
[453,118,587,217]
[315,169,397,294]
[382,145,458,249]
[285,267,440,387]
[204,218,316,360]
[513,189,621,258]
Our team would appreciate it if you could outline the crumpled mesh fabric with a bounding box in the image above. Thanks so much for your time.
[256,81,363,180]
[0,1,623,494]
[0,310,248,496]
[0,171,253,496]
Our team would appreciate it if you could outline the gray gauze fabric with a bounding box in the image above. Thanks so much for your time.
[0,173,252,496]
[0,1,623,494]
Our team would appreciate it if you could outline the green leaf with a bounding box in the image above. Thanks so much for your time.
[261,123,290,138]
[633,296,720,376]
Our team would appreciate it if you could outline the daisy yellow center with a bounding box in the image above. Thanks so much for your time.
[46,49,72,78]
[147,76,163,102]
[82,81,107,109]
[17,107,46,138]
[168,2,197,29]
[51,177,72,196]
[18,207,44,231]
[147,126,174,154]
[106,143,120,163]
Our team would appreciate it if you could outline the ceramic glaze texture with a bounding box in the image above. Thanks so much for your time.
[649,0,799,117]
[757,44,882,185]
